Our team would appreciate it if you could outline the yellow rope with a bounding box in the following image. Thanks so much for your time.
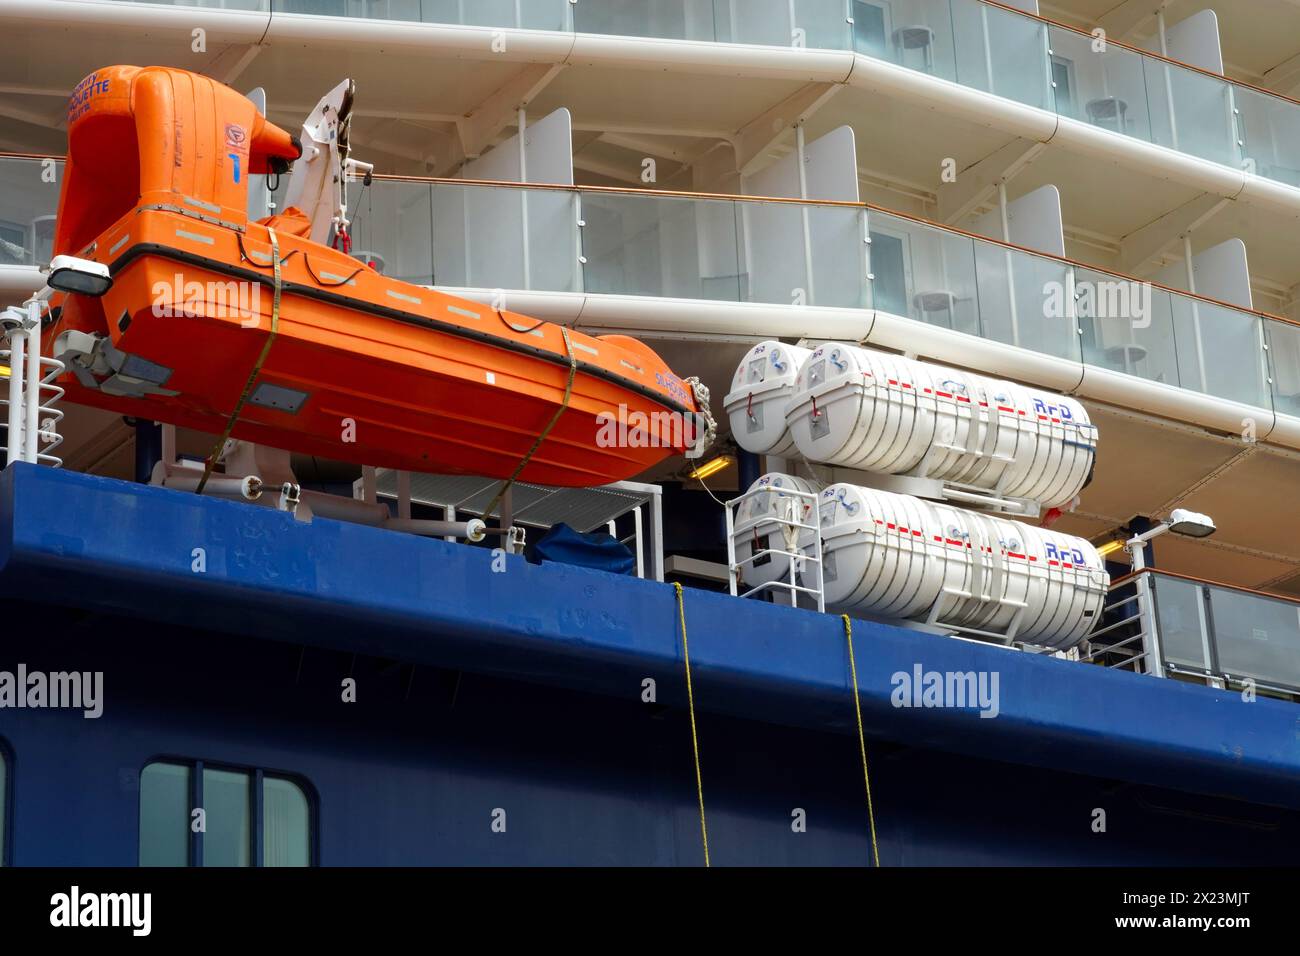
[196,226,282,495]
[673,582,710,867]
[482,326,578,522]
[843,614,881,867]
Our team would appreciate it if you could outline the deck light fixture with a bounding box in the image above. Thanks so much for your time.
[687,454,733,481]
[46,255,112,297]
[1124,509,1216,571]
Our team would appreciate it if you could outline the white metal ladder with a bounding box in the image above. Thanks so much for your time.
[3,293,65,467]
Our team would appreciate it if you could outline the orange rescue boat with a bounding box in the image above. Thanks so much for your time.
[43,65,709,487]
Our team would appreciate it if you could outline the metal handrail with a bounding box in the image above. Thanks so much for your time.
[980,0,1300,110]
[725,484,825,612]
[1096,565,1300,696]
[2,151,1295,330]
[1111,566,1300,608]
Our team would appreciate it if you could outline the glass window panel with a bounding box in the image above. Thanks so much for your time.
[1051,57,1075,114]
[867,228,907,316]
[1208,588,1300,691]
[139,762,190,867]
[852,1,888,59]
[1151,575,1209,671]
[1267,318,1300,420]
[0,157,63,266]
[201,768,251,868]
[263,777,311,867]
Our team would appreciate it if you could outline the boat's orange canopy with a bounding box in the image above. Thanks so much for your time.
[55,65,302,257]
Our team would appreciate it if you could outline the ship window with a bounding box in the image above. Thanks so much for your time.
[0,220,25,266]
[139,760,313,867]
[1051,56,1076,114]
[852,1,890,60]
[867,229,909,318]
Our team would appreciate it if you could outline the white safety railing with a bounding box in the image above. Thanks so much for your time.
[1084,568,1300,701]
[2,293,64,468]
[725,484,825,611]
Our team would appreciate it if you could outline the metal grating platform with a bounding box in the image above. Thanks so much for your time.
[371,470,658,534]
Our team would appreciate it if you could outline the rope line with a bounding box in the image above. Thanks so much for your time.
[481,326,577,522]
[673,582,710,867]
[196,226,283,495]
[843,614,881,867]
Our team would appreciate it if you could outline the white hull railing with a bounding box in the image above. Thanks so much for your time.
[725,484,825,611]
[2,291,64,468]
[1078,581,1152,674]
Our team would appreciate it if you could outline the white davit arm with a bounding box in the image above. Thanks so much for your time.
[282,78,374,247]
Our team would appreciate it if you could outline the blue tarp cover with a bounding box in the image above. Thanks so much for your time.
[533,522,635,575]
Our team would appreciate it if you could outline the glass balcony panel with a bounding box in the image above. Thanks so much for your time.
[579,191,743,301]
[1151,575,1210,671]
[101,1,1300,189]
[575,0,718,41]
[742,200,823,306]
[719,0,847,48]
[458,182,528,289]
[948,0,1052,110]
[790,0,853,52]
[0,157,62,267]
[276,0,568,29]
[5,152,1290,421]
[433,183,579,291]
[1235,85,1300,187]
[1207,586,1300,691]
[347,179,435,285]
[112,0,268,9]
[1142,56,1236,167]
[806,204,869,308]
[1167,295,1269,409]
[1079,271,1179,388]
[1266,317,1300,420]
[859,0,961,85]
[868,214,982,336]
[524,188,583,292]
[969,242,1077,361]
[1047,27,1153,145]
[715,0,784,45]
[275,0,411,19]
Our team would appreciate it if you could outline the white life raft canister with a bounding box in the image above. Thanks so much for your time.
[724,341,813,457]
[733,472,817,589]
[798,481,1108,648]
[781,343,1096,509]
